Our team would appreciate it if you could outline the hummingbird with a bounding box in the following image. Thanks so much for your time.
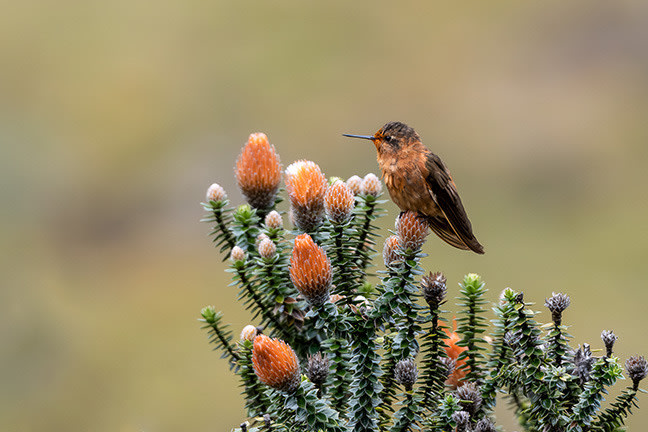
[344,121,484,254]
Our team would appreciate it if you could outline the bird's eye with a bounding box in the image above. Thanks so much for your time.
[384,135,393,143]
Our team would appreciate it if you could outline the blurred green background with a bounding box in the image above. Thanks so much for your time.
[2,1,648,430]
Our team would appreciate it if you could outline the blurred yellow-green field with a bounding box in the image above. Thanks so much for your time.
[2,1,648,431]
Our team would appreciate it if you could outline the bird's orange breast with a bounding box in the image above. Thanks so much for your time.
[378,150,442,217]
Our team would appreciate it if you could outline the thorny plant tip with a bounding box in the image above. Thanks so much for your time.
[199,130,645,432]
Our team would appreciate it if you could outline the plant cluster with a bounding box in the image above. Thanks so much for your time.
[199,132,646,431]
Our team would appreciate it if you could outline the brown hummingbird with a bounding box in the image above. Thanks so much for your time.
[344,121,484,254]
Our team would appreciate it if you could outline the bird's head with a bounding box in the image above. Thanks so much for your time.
[343,121,421,155]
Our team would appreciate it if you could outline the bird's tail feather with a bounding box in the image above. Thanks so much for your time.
[425,215,485,254]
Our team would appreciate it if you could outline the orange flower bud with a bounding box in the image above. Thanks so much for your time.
[443,318,468,388]
[285,160,327,231]
[346,175,363,195]
[325,180,355,223]
[240,325,258,341]
[361,173,382,196]
[206,183,227,203]
[382,235,402,267]
[396,211,429,252]
[289,233,332,306]
[258,238,277,259]
[230,246,246,262]
[252,334,300,393]
[264,210,283,229]
[256,233,270,248]
[235,133,282,209]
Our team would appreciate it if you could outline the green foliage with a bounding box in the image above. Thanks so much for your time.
[347,313,383,432]
[307,301,351,415]
[325,218,363,303]
[228,256,288,341]
[592,386,643,431]
[252,242,305,345]
[480,289,517,411]
[390,391,423,432]
[427,394,462,432]
[231,204,262,253]
[199,163,645,431]
[456,273,489,384]
[417,306,448,412]
[373,247,425,425]
[201,199,236,259]
[238,340,272,417]
[283,379,347,432]
[571,356,624,430]
[199,307,239,370]
[351,194,386,274]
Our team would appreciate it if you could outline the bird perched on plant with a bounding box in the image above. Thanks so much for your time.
[344,121,484,254]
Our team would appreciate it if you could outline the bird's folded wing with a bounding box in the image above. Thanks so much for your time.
[425,153,484,254]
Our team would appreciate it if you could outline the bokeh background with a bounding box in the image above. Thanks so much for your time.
[2,1,648,430]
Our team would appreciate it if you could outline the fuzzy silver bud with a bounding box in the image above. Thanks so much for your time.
[452,411,470,431]
[474,418,497,432]
[601,330,618,358]
[573,344,595,385]
[456,382,482,416]
[421,272,446,309]
[306,352,330,386]
[545,292,570,326]
[394,358,418,391]
[626,355,648,388]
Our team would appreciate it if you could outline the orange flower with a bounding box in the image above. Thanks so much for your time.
[285,160,327,231]
[264,210,283,230]
[346,175,362,195]
[443,318,468,388]
[325,180,355,223]
[382,235,402,267]
[396,211,429,252]
[258,238,277,259]
[290,233,332,306]
[235,133,282,209]
[240,325,258,342]
[360,173,382,196]
[205,183,227,203]
[252,334,301,392]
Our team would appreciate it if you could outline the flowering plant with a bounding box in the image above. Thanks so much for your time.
[199,132,645,432]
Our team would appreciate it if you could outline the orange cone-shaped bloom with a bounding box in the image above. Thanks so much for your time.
[285,160,327,231]
[206,183,227,203]
[252,334,300,393]
[235,133,282,209]
[382,235,402,267]
[396,211,429,252]
[443,318,469,388]
[325,180,355,223]
[290,233,332,306]
[346,175,363,195]
[361,173,382,196]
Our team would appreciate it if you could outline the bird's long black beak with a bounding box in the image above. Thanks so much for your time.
[342,133,375,141]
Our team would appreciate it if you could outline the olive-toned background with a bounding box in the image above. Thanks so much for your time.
[2,1,648,431]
